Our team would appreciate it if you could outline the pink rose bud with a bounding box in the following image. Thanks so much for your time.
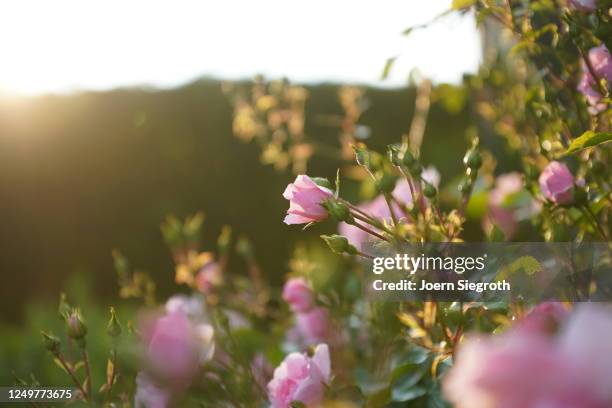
[539,161,574,204]
[283,175,333,225]
[568,0,597,11]
[282,277,314,313]
[296,307,331,344]
[267,343,331,408]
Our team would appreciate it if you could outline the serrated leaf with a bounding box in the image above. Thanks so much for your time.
[564,131,612,155]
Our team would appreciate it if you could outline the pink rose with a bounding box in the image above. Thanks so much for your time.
[268,344,331,408]
[444,304,612,408]
[539,161,574,204]
[296,307,331,344]
[283,175,334,225]
[141,311,201,389]
[568,0,597,11]
[577,44,611,114]
[195,261,223,294]
[283,277,315,313]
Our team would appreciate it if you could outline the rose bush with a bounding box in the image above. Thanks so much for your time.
[28,0,611,407]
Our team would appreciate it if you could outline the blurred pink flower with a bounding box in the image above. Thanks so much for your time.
[539,161,574,204]
[486,173,523,238]
[195,261,223,294]
[339,167,439,249]
[283,175,333,225]
[268,344,331,408]
[444,304,612,408]
[518,302,568,336]
[134,372,172,408]
[283,277,314,313]
[141,311,201,389]
[296,307,331,344]
[485,172,540,239]
[165,294,205,321]
[577,44,611,114]
[568,0,597,11]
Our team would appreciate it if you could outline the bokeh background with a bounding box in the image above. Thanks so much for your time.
[0,0,491,383]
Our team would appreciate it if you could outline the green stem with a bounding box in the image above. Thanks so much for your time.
[350,220,390,242]
[582,205,609,241]
[56,354,88,400]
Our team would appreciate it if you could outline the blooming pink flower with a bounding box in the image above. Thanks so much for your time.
[142,311,201,389]
[577,44,611,114]
[539,161,574,204]
[568,0,597,11]
[195,261,223,294]
[283,277,315,313]
[296,307,331,344]
[268,344,331,408]
[443,304,612,408]
[283,175,334,225]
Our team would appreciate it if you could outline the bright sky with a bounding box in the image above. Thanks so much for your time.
[0,1,481,95]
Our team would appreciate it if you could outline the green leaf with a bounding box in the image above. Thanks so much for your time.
[392,385,427,402]
[381,56,397,80]
[565,131,612,155]
[452,0,476,9]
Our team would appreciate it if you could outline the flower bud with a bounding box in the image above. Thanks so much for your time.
[107,307,122,338]
[387,145,402,166]
[539,161,574,205]
[323,200,353,223]
[463,149,482,170]
[402,150,416,167]
[41,331,61,356]
[423,183,437,199]
[352,144,370,168]
[66,310,87,340]
[58,293,71,320]
[376,174,397,195]
[320,234,358,255]
[458,178,472,194]
[408,161,423,177]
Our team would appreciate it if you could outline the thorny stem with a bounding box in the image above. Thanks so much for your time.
[349,209,394,236]
[349,219,390,242]
[384,194,399,228]
[356,251,375,260]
